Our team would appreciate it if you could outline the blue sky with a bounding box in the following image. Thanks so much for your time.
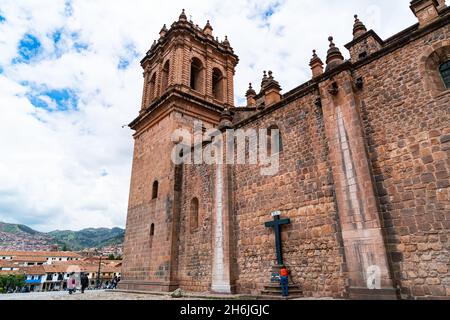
[15,33,42,63]
[0,0,421,231]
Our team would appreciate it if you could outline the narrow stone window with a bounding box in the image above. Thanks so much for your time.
[358,51,368,59]
[190,197,199,232]
[267,125,283,156]
[440,60,450,89]
[149,73,156,101]
[190,58,203,92]
[212,68,224,101]
[152,181,159,200]
[150,223,155,248]
[161,61,170,92]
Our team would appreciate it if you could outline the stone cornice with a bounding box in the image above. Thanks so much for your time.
[131,9,449,132]
[237,11,450,128]
[141,21,239,68]
[129,87,224,130]
[344,29,384,49]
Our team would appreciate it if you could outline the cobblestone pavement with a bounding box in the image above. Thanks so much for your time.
[0,290,201,300]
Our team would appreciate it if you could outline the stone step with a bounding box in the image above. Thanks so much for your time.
[257,294,304,300]
[263,286,302,292]
[261,283,303,297]
[261,290,304,296]
[261,282,304,299]
[264,283,300,288]
[261,287,303,292]
[262,287,302,293]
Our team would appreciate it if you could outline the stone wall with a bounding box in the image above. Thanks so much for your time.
[121,113,178,290]
[356,23,450,299]
[177,163,215,292]
[233,93,347,298]
[122,6,449,300]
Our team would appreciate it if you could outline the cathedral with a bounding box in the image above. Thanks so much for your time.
[120,1,450,300]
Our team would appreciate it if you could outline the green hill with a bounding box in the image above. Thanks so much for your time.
[0,222,40,235]
[48,227,125,251]
[0,221,124,251]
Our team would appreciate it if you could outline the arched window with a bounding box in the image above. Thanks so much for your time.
[152,181,159,200]
[150,223,155,248]
[267,125,283,156]
[440,61,450,89]
[149,73,156,101]
[190,197,199,232]
[212,68,224,101]
[190,58,203,92]
[161,61,170,92]
[421,44,450,95]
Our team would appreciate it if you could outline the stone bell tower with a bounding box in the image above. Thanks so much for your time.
[120,10,238,292]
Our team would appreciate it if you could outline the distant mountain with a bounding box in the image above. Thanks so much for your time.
[48,228,125,251]
[0,222,54,251]
[0,221,124,251]
[0,222,41,235]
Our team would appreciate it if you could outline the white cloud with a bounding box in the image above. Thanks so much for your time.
[0,0,425,231]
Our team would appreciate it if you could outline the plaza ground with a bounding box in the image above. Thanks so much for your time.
[0,290,192,300]
[0,290,337,300]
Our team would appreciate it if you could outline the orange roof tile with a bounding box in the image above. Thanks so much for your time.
[0,270,22,276]
[12,256,48,263]
[0,251,81,258]
[20,266,46,275]
[0,261,18,268]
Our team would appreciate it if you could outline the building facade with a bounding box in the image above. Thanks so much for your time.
[0,251,82,264]
[0,251,121,292]
[121,1,450,299]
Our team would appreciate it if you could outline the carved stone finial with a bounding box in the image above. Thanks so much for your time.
[223,36,230,47]
[353,14,367,38]
[261,71,269,89]
[310,49,324,77]
[179,9,187,21]
[328,36,335,48]
[246,83,257,107]
[204,20,213,35]
[159,24,168,37]
[246,82,256,95]
[326,36,344,70]
[219,107,233,129]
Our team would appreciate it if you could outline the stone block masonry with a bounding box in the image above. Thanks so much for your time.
[120,3,450,299]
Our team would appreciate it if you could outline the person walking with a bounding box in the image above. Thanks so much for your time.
[111,276,118,289]
[81,273,89,294]
[280,266,289,297]
[67,274,76,295]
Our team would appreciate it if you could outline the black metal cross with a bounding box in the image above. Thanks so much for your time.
[265,214,291,266]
